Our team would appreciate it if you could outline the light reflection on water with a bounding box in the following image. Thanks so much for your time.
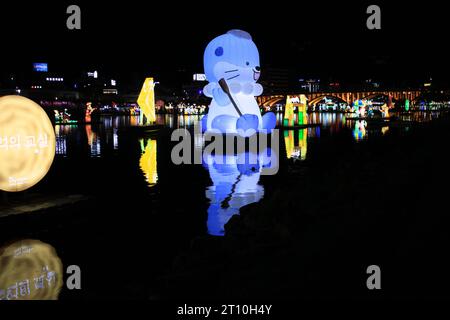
[54,111,444,157]
[139,138,158,187]
[0,239,63,300]
[284,129,308,161]
[52,111,443,236]
[86,125,101,157]
[353,120,367,141]
[204,152,265,236]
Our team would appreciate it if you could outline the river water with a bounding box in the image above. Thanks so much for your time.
[0,111,443,300]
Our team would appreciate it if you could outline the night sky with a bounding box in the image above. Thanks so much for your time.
[1,1,449,87]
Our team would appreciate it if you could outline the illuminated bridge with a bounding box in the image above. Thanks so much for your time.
[258,90,422,108]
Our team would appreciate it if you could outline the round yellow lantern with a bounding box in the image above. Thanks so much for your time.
[0,95,56,192]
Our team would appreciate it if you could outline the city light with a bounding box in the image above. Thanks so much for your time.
[46,78,64,82]
[33,63,48,72]
[87,71,98,78]
[1,3,450,304]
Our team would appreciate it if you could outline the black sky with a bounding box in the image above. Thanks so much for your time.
[1,1,449,86]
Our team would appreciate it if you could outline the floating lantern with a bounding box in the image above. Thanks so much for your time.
[201,30,276,135]
[0,96,56,192]
[85,102,96,123]
[137,77,156,125]
[353,99,367,117]
[380,103,389,118]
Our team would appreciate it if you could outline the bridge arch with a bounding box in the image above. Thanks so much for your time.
[308,92,356,105]
[258,90,423,109]
[308,94,349,107]
[259,95,285,108]
[361,93,396,102]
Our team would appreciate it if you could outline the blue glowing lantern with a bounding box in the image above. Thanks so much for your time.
[204,151,265,236]
[201,30,276,135]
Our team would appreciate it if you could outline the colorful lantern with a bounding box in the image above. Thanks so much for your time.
[0,96,56,192]
[137,77,156,125]
[201,30,276,135]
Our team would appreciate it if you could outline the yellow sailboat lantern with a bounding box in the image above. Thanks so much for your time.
[137,77,156,125]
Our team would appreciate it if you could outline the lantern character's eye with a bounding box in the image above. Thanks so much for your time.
[215,47,224,56]
[246,62,250,66]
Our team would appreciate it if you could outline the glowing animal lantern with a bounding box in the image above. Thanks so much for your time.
[137,77,156,125]
[0,96,56,192]
[201,30,276,135]
[0,239,63,300]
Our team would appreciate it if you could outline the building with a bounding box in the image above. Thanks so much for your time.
[259,68,290,94]
[299,78,320,93]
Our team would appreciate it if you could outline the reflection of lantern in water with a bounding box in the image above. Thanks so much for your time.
[205,151,269,236]
[353,120,367,141]
[284,95,308,127]
[139,138,158,187]
[284,129,307,161]
[0,96,56,192]
[202,30,276,134]
[284,130,294,159]
[0,239,63,300]
[298,128,307,160]
[85,125,101,157]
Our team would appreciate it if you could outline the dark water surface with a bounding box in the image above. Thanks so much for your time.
[0,111,448,299]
